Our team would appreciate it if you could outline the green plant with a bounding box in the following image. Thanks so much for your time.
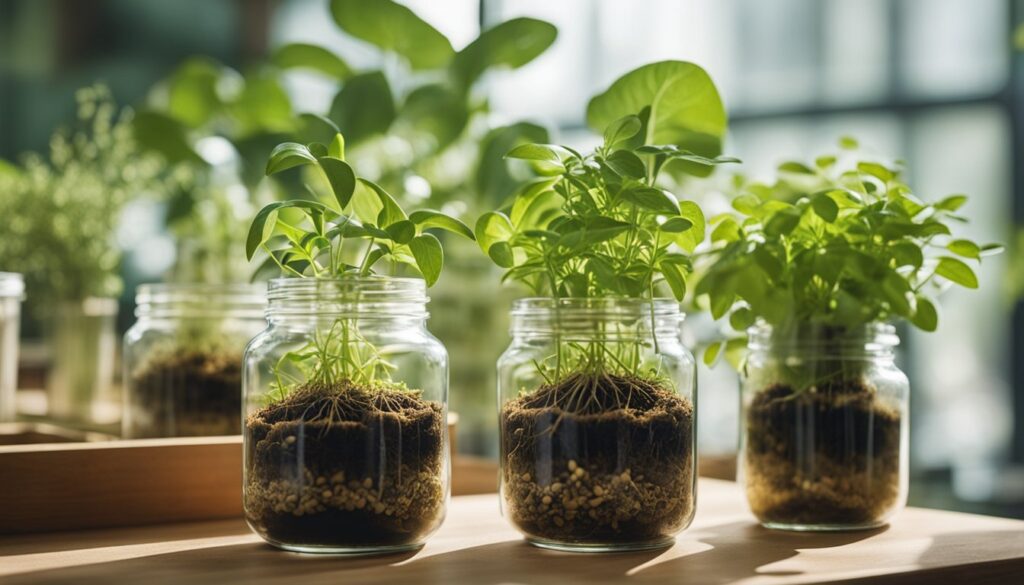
[698,138,1003,371]
[0,85,167,311]
[476,61,737,386]
[246,131,474,397]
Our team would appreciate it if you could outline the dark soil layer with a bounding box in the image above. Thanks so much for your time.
[501,372,694,546]
[744,379,902,527]
[244,382,445,549]
[128,349,242,437]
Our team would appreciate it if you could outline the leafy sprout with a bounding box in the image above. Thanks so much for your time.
[477,99,737,384]
[698,139,1004,368]
[247,131,474,397]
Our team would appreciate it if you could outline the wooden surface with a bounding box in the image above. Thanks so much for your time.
[0,432,490,535]
[1,479,1022,585]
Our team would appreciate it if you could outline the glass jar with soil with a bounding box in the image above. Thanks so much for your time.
[0,273,24,422]
[498,298,696,552]
[123,283,267,438]
[242,277,449,554]
[740,322,909,531]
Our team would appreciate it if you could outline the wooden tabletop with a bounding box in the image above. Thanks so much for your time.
[2,479,1022,585]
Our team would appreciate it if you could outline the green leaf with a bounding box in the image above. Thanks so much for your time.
[164,57,226,128]
[764,207,802,236]
[505,143,567,166]
[673,201,706,252]
[409,210,475,239]
[450,17,557,90]
[132,110,204,165]
[246,202,285,260]
[729,307,754,331]
[475,211,515,255]
[810,192,839,222]
[947,239,980,259]
[316,156,356,209]
[621,187,680,214]
[911,296,938,332]
[329,71,396,144]
[839,136,859,149]
[703,341,724,367]
[604,150,646,178]
[409,233,444,286]
[890,242,924,268]
[328,133,345,160]
[295,113,340,145]
[857,161,894,183]
[935,194,968,212]
[779,161,815,175]
[398,84,469,149]
[586,60,727,153]
[659,259,687,301]
[659,217,693,233]
[603,115,643,148]
[266,142,316,175]
[474,122,550,204]
[358,179,407,226]
[272,43,352,79]
[330,0,453,69]
[487,241,515,268]
[229,72,294,136]
[385,220,416,245]
[935,256,979,288]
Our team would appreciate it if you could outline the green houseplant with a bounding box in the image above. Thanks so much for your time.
[478,61,737,551]
[699,140,1002,530]
[241,131,474,553]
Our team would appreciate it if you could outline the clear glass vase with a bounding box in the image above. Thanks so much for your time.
[497,298,697,552]
[0,273,25,422]
[123,283,267,438]
[243,277,450,554]
[46,297,118,423]
[739,322,909,531]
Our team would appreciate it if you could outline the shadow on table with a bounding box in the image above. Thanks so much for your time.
[0,521,251,557]
[3,521,886,585]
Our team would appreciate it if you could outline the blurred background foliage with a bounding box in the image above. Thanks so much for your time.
[1,0,1023,519]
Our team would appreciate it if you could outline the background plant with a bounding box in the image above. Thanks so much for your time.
[0,85,167,314]
[247,130,474,399]
[698,138,1003,370]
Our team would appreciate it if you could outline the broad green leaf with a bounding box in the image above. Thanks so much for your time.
[505,143,567,166]
[673,201,706,252]
[316,156,356,209]
[659,217,693,233]
[603,115,643,148]
[935,194,968,212]
[475,211,514,255]
[911,296,938,332]
[604,150,646,178]
[409,233,444,286]
[890,242,924,268]
[272,43,352,79]
[729,307,754,331]
[947,239,980,259]
[703,341,724,366]
[329,71,396,144]
[935,256,978,288]
[385,219,416,245]
[132,110,204,165]
[488,241,515,268]
[450,17,557,89]
[779,161,815,175]
[358,179,407,226]
[409,210,475,240]
[229,72,294,136]
[398,84,469,149]
[246,202,285,260]
[764,207,801,236]
[621,187,680,214]
[810,192,839,222]
[165,57,227,128]
[330,0,453,69]
[266,142,316,175]
[586,60,727,154]
[659,259,687,301]
[858,161,894,183]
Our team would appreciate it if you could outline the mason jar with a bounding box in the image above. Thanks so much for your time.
[123,283,266,438]
[242,277,450,554]
[47,297,119,423]
[497,298,697,552]
[0,273,24,422]
[739,322,909,531]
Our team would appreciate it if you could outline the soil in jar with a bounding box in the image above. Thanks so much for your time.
[744,378,902,527]
[501,372,695,546]
[244,381,446,549]
[128,347,242,437]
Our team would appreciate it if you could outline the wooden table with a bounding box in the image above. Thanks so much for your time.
[2,479,1022,585]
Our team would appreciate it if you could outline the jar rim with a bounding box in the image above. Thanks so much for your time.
[135,282,267,318]
[0,272,25,299]
[747,320,899,351]
[267,275,428,319]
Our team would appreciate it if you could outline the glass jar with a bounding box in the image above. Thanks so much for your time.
[123,283,267,438]
[497,298,697,552]
[0,273,25,422]
[739,322,909,531]
[243,277,449,554]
